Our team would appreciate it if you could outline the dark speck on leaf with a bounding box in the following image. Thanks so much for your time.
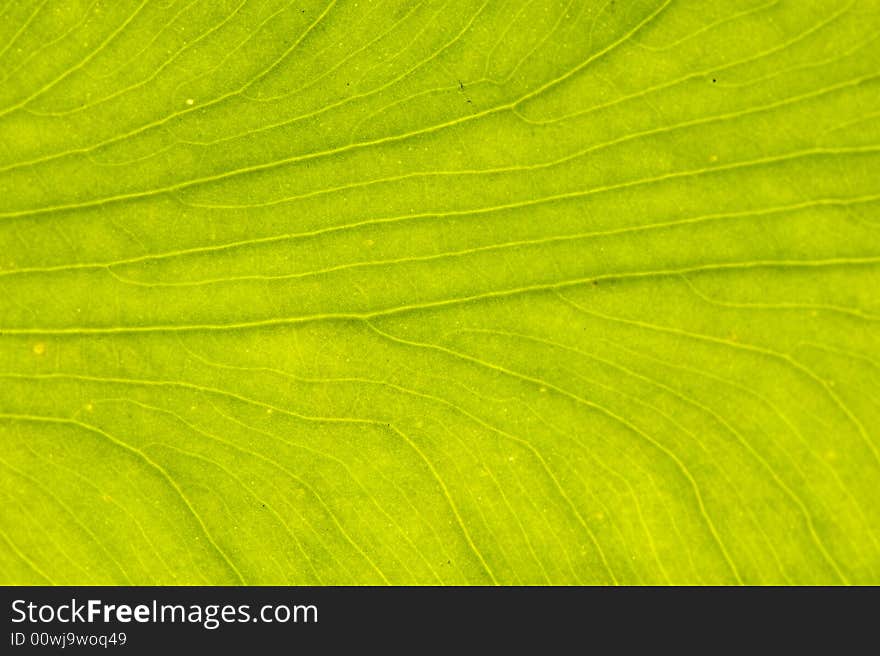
[712,78,717,83]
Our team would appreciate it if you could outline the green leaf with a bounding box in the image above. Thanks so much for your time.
[0,0,878,585]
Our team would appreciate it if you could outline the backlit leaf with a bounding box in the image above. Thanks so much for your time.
[1,0,879,584]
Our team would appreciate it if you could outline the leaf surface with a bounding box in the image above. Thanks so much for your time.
[1,0,879,584]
